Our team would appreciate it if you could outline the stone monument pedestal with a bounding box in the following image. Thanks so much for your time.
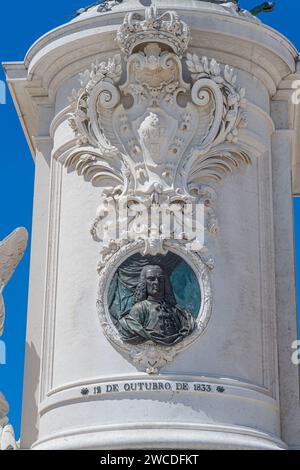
[4,0,300,450]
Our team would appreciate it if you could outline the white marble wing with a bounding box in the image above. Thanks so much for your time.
[0,393,9,424]
[0,228,28,336]
[0,390,18,451]
[0,393,9,448]
[0,293,3,338]
[0,424,18,450]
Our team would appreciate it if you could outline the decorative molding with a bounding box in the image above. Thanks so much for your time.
[45,372,273,398]
[40,158,63,402]
[40,376,277,418]
[31,422,286,451]
[257,151,278,399]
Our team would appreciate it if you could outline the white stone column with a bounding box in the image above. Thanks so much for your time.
[20,137,53,449]
[4,0,300,450]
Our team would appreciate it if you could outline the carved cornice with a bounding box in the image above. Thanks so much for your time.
[4,2,297,159]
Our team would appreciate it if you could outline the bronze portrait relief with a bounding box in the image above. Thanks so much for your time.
[108,253,200,347]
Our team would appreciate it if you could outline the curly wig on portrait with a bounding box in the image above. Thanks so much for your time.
[134,265,177,306]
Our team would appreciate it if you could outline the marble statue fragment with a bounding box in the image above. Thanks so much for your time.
[0,228,28,336]
[0,228,28,451]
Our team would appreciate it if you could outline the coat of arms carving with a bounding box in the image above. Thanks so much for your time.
[64,6,251,373]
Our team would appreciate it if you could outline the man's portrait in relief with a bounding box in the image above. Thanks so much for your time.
[108,253,201,347]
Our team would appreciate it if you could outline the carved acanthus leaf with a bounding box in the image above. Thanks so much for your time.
[186,53,247,149]
[65,147,126,187]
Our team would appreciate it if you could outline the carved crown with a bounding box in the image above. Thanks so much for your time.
[116,6,190,58]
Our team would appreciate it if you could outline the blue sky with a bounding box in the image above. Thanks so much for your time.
[0,0,299,439]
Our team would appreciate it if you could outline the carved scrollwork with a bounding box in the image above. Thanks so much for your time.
[68,54,122,152]
[186,53,247,147]
[65,6,252,264]
[62,6,254,367]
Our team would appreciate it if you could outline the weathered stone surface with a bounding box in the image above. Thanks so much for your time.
[3,0,300,450]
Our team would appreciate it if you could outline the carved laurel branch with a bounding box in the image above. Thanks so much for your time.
[186,53,247,147]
